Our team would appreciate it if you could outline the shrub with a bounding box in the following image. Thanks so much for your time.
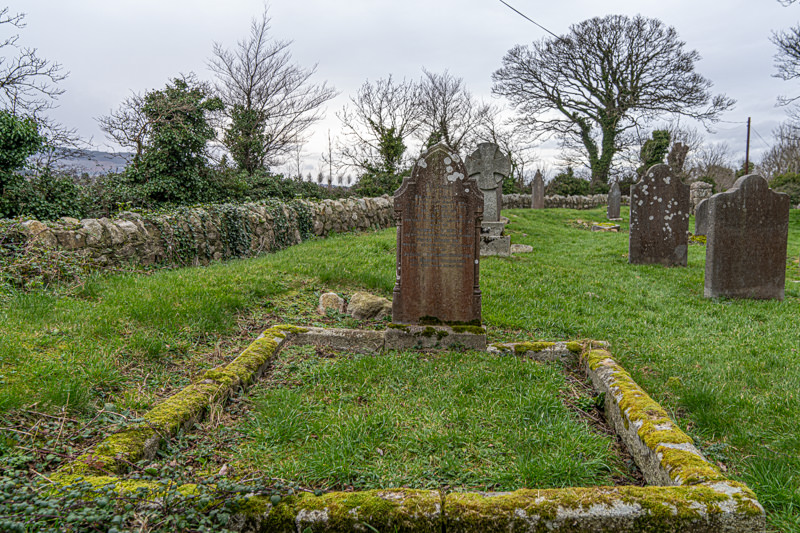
[545,167,590,196]
[770,172,800,204]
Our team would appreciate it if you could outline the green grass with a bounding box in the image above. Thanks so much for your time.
[238,344,620,491]
[1,206,799,529]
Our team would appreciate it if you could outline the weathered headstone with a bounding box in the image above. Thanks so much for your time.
[465,142,510,223]
[704,174,790,300]
[607,182,621,220]
[531,170,544,209]
[690,181,713,214]
[629,164,690,266]
[392,143,483,324]
[694,198,709,236]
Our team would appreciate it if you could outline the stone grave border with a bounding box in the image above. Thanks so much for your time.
[51,325,765,532]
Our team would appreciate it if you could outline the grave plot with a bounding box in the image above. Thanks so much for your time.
[38,325,764,532]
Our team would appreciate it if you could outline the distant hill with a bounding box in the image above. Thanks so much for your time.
[36,149,133,177]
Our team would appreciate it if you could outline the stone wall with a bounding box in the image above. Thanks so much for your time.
[502,193,629,210]
[6,192,622,275]
[11,196,393,268]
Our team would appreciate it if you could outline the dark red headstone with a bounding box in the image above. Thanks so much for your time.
[392,143,483,324]
[704,174,790,300]
[629,164,690,266]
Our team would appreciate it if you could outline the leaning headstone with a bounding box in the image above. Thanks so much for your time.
[607,182,621,220]
[531,170,545,209]
[465,142,510,223]
[694,198,709,236]
[629,164,690,266]
[392,142,483,325]
[704,174,790,300]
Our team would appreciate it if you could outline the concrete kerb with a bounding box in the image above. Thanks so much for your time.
[49,326,765,532]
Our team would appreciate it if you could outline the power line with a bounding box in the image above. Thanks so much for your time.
[751,127,771,150]
[497,0,560,39]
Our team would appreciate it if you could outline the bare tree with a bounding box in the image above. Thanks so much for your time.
[493,14,734,184]
[758,121,800,178]
[0,8,66,116]
[476,107,538,188]
[417,69,491,153]
[97,92,148,162]
[687,141,736,190]
[209,8,336,172]
[337,75,422,176]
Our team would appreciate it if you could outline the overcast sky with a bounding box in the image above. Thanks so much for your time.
[17,0,800,177]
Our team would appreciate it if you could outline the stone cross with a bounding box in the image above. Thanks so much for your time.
[704,174,790,300]
[531,170,545,209]
[629,164,690,266]
[607,181,621,220]
[465,142,511,222]
[392,142,483,324]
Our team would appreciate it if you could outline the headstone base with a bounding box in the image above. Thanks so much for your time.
[607,217,623,222]
[592,223,621,232]
[480,235,511,256]
[384,325,486,351]
[481,221,506,237]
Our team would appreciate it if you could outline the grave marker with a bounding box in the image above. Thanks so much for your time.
[532,170,545,209]
[629,164,690,266]
[392,143,483,324]
[694,198,709,236]
[704,174,790,300]
[465,142,510,222]
[607,181,621,220]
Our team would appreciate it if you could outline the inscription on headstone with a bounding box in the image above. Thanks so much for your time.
[629,164,690,266]
[704,174,790,300]
[532,170,544,209]
[392,143,483,324]
[607,181,621,220]
[465,142,510,222]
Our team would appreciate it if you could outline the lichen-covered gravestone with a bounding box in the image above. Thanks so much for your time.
[704,174,790,300]
[694,198,709,237]
[607,181,621,220]
[531,170,544,209]
[465,142,510,223]
[392,143,483,324]
[629,164,690,266]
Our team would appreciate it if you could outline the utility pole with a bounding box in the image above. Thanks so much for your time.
[745,117,751,175]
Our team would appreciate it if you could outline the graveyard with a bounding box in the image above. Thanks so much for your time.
[0,147,797,531]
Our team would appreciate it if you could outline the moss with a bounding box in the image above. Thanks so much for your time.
[566,341,583,353]
[418,316,482,327]
[513,341,556,354]
[268,324,308,335]
[450,325,486,335]
[584,349,724,486]
[387,323,410,331]
[288,489,441,533]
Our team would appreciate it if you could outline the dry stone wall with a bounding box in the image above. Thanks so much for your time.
[10,196,393,269]
[6,192,615,276]
[502,193,629,210]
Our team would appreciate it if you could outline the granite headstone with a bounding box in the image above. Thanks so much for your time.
[531,170,544,209]
[465,142,510,223]
[392,142,483,324]
[629,164,690,266]
[704,174,790,300]
[607,181,621,220]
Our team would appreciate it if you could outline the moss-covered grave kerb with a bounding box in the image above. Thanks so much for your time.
[383,324,486,351]
[488,340,578,363]
[55,325,302,478]
[582,349,729,487]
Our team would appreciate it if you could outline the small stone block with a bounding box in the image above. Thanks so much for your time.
[481,221,506,237]
[384,325,486,351]
[292,327,385,353]
[592,223,620,232]
[479,235,511,257]
[510,244,533,254]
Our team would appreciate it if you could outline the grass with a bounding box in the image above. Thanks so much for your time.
[0,206,798,530]
[236,344,622,491]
